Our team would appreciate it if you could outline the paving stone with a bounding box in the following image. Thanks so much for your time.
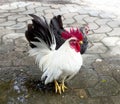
[17,2,32,8]
[88,34,107,42]
[107,28,120,36]
[66,6,78,13]
[0,61,12,67]
[6,22,26,30]
[116,40,120,45]
[74,15,88,24]
[0,18,6,23]
[53,9,69,15]
[60,4,81,13]
[0,51,27,61]
[15,27,27,33]
[86,43,108,54]
[104,56,120,66]
[101,97,114,104]
[8,14,25,20]
[99,12,117,19]
[34,12,45,17]
[88,22,99,30]
[72,4,82,10]
[0,39,1,44]
[0,13,15,18]
[74,89,88,99]
[0,29,13,38]
[17,16,32,22]
[0,44,14,53]
[74,15,88,21]
[88,10,101,17]
[0,66,40,80]
[82,54,100,69]
[109,46,120,55]
[0,21,16,27]
[13,57,35,66]
[14,45,28,52]
[26,91,81,104]
[44,13,54,19]
[15,37,27,47]
[93,25,112,33]
[63,18,75,25]
[84,17,98,23]
[73,21,87,26]
[44,9,60,14]
[35,6,50,12]
[82,7,94,11]
[0,3,17,10]
[70,23,83,28]
[111,95,120,104]
[63,13,78,19]
[19,9,35,15]
[107,20,120,28]
[10,2,21,7]
[78,9,90,15]
[29,2,42,6]
[2,38,13,45]
[0,27,4,29]
[86,98,102,104]
[2,33,24,41]
[95,18,112,25]
[60,6,71,12]
[9,7,26,13]
[112,67,120,84]
[50,4,63,9]
[88,76,120,97]
[41,3,52,7]
[92,60,113,76]
[102,37,120,46]
[69,69,98,88]
[0,9,9,13]
[100,46,120,58]
[65,4,76,7]
[26,4,40,9]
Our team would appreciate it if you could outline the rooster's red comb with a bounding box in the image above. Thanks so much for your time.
[62,28,83,41]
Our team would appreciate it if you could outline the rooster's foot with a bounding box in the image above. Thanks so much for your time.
[54,80,61,94]
[60,80,67,92]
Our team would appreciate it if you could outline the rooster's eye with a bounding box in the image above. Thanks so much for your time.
[69,39,77,45]
[70,39,76,42]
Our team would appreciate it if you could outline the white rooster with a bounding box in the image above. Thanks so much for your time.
[25,14,83,94]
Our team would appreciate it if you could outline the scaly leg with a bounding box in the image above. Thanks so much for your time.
[54,80,61,94]
[60,79,67,92]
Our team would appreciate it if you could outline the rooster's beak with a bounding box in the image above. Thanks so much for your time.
[79,41,83,44]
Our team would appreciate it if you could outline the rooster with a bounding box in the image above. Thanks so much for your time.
[25,14,83,94]
[50,15,89,54]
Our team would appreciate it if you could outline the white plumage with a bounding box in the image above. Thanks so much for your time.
[29,37,83,84]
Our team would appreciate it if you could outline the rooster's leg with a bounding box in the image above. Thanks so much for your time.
[54,80,61,94]
[60,79,67,92]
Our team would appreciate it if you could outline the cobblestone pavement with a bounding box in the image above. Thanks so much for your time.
[0,1,120,104]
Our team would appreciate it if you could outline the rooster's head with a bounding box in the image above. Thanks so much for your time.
[62,28,84,52]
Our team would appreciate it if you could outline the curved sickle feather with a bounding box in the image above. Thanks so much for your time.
[25,14,56,50]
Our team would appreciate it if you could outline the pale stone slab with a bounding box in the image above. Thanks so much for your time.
[102,37,120,46]
[93,25,112,33]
